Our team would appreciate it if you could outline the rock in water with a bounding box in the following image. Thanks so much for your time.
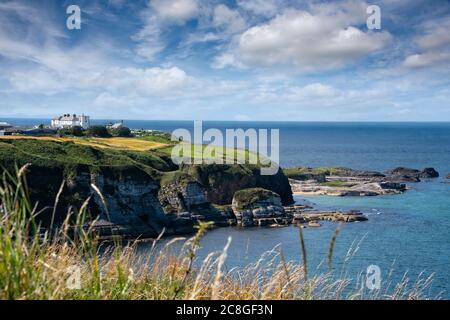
[387,167,439,179]
[388,167,421,176]
[232,188,287,227]
[420,167,439,178]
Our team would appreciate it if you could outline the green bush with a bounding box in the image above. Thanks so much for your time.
[110,126,132,137]
[58,126,84,137]
[87,125,111,138]
[233,187,278,210]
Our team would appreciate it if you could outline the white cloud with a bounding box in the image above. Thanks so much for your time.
[212,4,247,34]
[9,66,192,96]
[416,28,450,50]
[185,32,221,45]
[212,52,245,69]
[414,17,450,50]
[0,1,66,40]
[234,9,390,69]
[237,0,282,17]
[403,17,450,69]
[289,83,339,99]
[150,0,199,24]
[403,52,450,69]
[133,0,200,60]
[133,16,165,61]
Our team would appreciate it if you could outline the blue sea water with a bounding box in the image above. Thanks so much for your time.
[2,119,450,297]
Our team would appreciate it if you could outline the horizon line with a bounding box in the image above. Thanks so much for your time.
[1,117,450,124]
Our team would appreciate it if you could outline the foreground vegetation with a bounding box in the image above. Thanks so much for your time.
[0,166,435,300]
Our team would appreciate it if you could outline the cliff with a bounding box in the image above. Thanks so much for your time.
[0,138,294,238]
[179,163,294,205]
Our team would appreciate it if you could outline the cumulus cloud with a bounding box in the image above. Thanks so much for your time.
[219,5,390,69]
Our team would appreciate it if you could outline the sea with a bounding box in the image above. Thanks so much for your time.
[2,118,450,298]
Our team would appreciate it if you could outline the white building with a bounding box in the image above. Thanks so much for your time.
[51,114,90,129]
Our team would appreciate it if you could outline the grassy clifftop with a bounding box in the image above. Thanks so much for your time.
[0,138,174,179]
[0,137,293,206]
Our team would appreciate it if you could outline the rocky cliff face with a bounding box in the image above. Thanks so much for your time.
[3,138,294,239]
[232,188,289,227]
[180,164,294,206]
[26,164,169,238]
[159,181,208,213]
[24,162,294,238]
[89,167,168,238]
[158,180,233,228]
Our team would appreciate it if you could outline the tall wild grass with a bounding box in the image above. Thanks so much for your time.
[0,166,435,300]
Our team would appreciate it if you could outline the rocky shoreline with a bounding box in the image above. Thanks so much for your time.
[287,166,440,196]
[4,138,446,239]
[150,187,369,235]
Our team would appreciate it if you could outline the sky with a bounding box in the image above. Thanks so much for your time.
[0,0,450,121]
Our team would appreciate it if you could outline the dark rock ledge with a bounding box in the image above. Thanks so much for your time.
[286,167,440,197]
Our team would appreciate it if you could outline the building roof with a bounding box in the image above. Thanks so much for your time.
[52,114,88,121]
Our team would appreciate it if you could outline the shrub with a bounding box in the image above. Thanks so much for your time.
[110,126,132,137]
[58,126,84,137]
[87,125,111,138]
[71,126,84,137]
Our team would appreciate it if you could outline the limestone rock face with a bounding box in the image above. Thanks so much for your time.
[158,181,208,213]
[90,167,168,238]
[158,181,230,227]
[181,164,294,206]
[232,188,287,227]
[26,164,169,238]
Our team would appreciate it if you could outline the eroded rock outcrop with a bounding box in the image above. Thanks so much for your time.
[287,166,439,196]
[158,179,231,228]
[181,164,294,206]
[386,167,439,179]
[232,188,290,227]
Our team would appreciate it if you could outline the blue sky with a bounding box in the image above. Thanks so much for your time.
[0,0,450,121]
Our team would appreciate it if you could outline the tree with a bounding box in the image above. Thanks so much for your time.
[87,125,111,138]
[58,126,84,137]
[71,126,84,137]
[112,126,132,137]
